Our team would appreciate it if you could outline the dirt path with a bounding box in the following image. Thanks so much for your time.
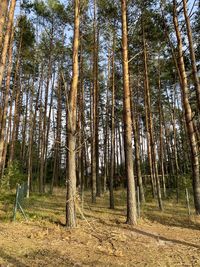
[0,190,200,266]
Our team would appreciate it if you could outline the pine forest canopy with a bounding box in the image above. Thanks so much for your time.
[0,0,199,228]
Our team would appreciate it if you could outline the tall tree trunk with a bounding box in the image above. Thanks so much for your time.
[0,26,13,173]
[27,85,34,198]
[92,0,100,200]
[110,34,115,209]
[103,52,111,193]
[121,0,137,225]
[44,75,55,188]
[142,21,163,211]
[9,69,21,164]
[51,76,62,192]
[130,82,145,203]
[173,0,200,214]
[158,60,166,198]
[0,0,8,50]
[66,0,80,228]
[0,0,16,90]
[77,42,84,202]
[182,0,200,112]
[142,30,155,199]
[133,106,145,203]
[20,85,29,163]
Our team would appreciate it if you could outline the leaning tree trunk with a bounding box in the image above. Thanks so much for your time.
[182,0,200,113]
[173,0,200,214]
[121,0,137,225]
[66,0,80,228]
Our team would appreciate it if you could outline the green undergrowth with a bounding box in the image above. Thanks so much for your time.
[0,186,199,230]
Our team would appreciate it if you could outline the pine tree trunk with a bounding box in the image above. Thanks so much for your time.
[173,0,200,214]
[0,0,16,90]
[0,26,13,173]
[142,29,155,198]
[158,61,166,198]
[66,0,80,228]
[27,85,34,198]
[110,34,115,209]
[121,0,137,225]
[182,0,200,112]
[0,0,8,50]
[77,43,84,202]
[103,52,111,193]
[130,81,145,203]
[132,106,145,203]
[143,22,163,211]
[44,76,55,188]
[92,0,100,199]
[51,76,61,192]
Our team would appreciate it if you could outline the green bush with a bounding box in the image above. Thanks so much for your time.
[1,160,26,190]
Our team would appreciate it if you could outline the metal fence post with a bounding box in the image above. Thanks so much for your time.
[137,186,140,218]
[13,184,20,221]
[185,188,191,216]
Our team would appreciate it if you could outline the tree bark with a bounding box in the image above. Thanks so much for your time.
[66,0,80,228]
[158,60,166,198]
[173,0,200,214]
[0,0,16,91]
[0,26,13,173]
[110,34,115,209]
[142,21,163,211]
[0,0,8,50]
[182,0,200,112]
[91,0,100,200]
[121,0,137,225]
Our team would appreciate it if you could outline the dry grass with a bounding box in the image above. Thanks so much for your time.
[0,187,200,266]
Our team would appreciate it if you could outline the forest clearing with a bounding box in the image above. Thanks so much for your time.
[0,0,200,266]
[1,188,200,266]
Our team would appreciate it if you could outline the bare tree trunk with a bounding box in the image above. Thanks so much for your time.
[27,84,34,198]
[9,70,21,164]
[0,0,16,90]
[66,0,80,228]
[20,85,29,162]
[91,0,100,200]
[39,24,54,193]
[158,60,166,198]
[182,0,200,112]
[171,90,180,201]
[121,0,137,225]
[130,83,145,203]
[44,75,55,188]
[0,26,13,173]
[103,52,111,193]
[0,0,8,50]
[142,30,155,198]
[142,21,163,211]
[118,122,123,173]
[173,0,200,214]
[51,76,62,192]
[110,34,115,209]
[77,42,84,201]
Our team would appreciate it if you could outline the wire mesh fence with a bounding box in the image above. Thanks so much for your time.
[13,182,28,221]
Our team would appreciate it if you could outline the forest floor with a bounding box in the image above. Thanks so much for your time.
[0,188,200,267]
